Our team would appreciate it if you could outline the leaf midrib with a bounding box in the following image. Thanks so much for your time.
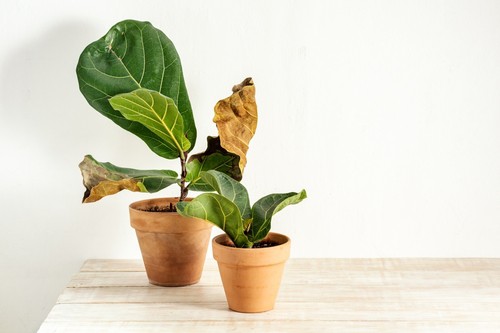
[115,92,186,158]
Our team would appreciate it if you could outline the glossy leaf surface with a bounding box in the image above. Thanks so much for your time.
[186,136,241,191]
[76,20,196,158]
[249,190,307,243]
[200,170,251,220]
[109,89,190,158]
[176,193,252,248]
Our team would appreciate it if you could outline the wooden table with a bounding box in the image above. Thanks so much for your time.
[38,259,500,332]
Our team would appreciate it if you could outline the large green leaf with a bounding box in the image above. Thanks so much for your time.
[200,170,251,220]
[186,136,241,191]
[76,20,196,157]
[176,193,252,248]
[249,190,307,243]
[79,155,179,203]
[109,89,190,158]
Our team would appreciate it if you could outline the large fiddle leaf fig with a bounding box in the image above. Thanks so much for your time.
[109,89,190,159]
[79,155,179,203]
[76,20,196,158]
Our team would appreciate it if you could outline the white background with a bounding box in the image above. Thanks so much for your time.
[1,0,499,332]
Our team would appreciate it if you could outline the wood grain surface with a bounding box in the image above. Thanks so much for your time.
[37,259,500,332]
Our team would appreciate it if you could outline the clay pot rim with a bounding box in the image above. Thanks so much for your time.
[213,232,291,266]
[129,197,211,233]
[213,232,290,251]
[129,197,192,214]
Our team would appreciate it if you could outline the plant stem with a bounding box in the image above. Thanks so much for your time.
[179,153,188,201]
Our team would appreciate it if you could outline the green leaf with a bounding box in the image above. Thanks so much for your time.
[176,193,253,248]
[186,136,241,191]
[200,170,251,220]
[109,89,190,158]
[79,155,179,203]
[76,20,196,158]
[249,190,307,243]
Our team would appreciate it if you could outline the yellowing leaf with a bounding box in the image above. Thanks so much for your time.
[79,155,179,203]
[83,179,141,203]
[213,78,257,172]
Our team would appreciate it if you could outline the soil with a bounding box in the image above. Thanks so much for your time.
[222,240,280,248]
[252,240,280,248]
[140,204,177,212]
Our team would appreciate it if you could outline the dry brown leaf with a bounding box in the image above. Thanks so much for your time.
[83,179,141,203]
[79,156,143,203]
[213,77,258,173]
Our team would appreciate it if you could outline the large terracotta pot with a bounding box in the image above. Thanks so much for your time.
[129,198,212,287]
[212,232,291,313]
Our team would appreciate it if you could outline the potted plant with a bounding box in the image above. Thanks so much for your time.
[76,19,258,286]
[177,170,307,312]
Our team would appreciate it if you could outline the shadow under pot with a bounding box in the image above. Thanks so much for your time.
[129,198,213,287]
[212,232,291,313]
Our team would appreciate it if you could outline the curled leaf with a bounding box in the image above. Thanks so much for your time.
[79,155,179,203]
[82,179,141,204]
[214,77,257,172]
[249,190,307,243]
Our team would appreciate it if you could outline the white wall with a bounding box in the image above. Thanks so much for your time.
[1,0,499,332]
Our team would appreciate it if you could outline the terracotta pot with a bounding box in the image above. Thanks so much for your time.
[129,198,212,287]
[212,232,291,313]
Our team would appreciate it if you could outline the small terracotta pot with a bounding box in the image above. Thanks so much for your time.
[212,232,291,313]
[129,198,212,287]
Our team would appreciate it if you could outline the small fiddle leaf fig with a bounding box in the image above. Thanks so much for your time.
[79,155,179,203]
[176,170,307,248]
[176,193,253,248]
[109,89,191,159]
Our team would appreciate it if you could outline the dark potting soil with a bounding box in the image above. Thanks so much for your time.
[252,240,280,248]
[140,204,177,212]
[222,240,280,248]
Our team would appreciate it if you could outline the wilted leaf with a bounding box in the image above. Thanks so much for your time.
[249,190,307,243]
[82,179,141,204]
[176,193,253,248]
[186,136,241,191]
[109,89,190,159]
[79,155,179,203]
[214,77,257,172]
[76,20,196,158]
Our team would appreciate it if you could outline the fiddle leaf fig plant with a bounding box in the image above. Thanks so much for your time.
[176,170,307,248]
[77,19,257,203]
